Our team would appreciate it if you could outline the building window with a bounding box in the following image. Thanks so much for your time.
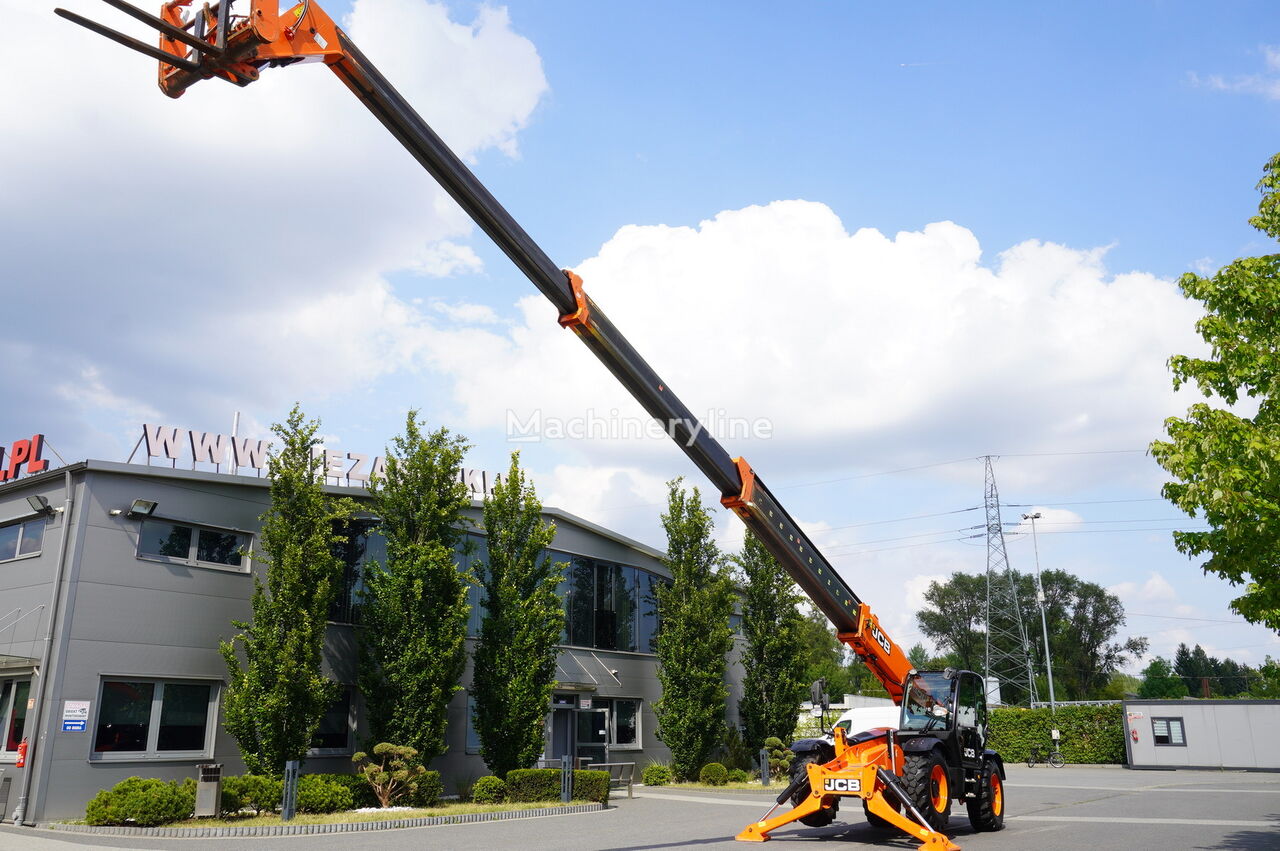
[93,679,217,759]
[1151,716,1186,747]
[0,518,45,562]
[587,697,642,749]
[137,520,247,571]
[330,522,385,625]
[1,679,31,755]
[310,690,352,753]
[562,556,667,653]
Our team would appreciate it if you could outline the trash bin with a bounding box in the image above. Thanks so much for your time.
[195,763,222,818]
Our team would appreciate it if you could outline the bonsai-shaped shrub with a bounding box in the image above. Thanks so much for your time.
[296,774,354,814]
[352,742,428,807]
[727,768,749,783]
[641,762,673,786]
[699,762,729,786]
[471,775,507,804]
[763,737,794,779]
[84,777,192,827]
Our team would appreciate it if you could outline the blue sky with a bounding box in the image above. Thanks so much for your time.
[4,0,1279,675]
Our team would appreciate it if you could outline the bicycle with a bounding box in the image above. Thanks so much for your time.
[1026,746,1065,768]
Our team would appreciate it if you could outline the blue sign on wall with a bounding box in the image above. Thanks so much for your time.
[62,720,86,732]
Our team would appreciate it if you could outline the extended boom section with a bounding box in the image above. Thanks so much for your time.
[57,4,993,849]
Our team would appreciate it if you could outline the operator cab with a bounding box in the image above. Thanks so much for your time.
[897,668,989,769]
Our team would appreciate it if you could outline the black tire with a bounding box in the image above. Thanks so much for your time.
[902,751,952,831]
[965,759,1006,832]
[789,753,837,827]
[863,788,900,829]
[1026,751,1037,768]
[1048,751,1065,768]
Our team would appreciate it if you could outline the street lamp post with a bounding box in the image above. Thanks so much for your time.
[1023,511,1057,712]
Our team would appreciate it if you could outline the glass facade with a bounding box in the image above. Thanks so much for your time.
[2,679,30,752]
[311,690,352,751]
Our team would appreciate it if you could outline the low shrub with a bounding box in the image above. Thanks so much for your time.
[296,774,354,814]
[641,762,673,786]
[727,768,749,783]
[506,768,609,804]
[84,777,192,827]
[699,762,728,786]
[471,775,507,804]
[406,770,443,808]
[324,773,378,810]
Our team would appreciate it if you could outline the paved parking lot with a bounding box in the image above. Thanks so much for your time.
[2,765,1277,850]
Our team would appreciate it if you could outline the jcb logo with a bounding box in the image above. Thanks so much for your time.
[963,748,976,759]
[869,624,891,655]
[822,778,861,793]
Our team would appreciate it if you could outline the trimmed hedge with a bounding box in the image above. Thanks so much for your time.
[296,774,354,814]
[85,777,192,826]
[323,773,379,810]
[506,768,610,804]
[727,768,749,783]
[406,770,444,808]
[989,704,1125,764]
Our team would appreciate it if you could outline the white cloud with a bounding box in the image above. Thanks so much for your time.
[427,200,1203,489]
[430,300,502,324]
[0,0,547,455]
[1189,45,1280,100]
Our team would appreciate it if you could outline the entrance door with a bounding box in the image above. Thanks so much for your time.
[576,707,609,767]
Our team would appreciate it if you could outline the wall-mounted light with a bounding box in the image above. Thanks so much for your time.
[25,495,54,516]
[126,499,159,519]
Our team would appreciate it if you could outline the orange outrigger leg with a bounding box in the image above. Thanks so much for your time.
[736,728,960,851]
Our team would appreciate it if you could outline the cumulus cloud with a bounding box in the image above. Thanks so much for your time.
[427,200,1203,491]
[0,0,547,455]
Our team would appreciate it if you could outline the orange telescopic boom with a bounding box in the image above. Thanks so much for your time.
[57,4,1004,848]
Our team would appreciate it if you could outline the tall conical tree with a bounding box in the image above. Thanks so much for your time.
[220,405,356,774]
[471,452,563,777]
[735,531,806,747]
[358,411,472,760]
[654,479,734,781]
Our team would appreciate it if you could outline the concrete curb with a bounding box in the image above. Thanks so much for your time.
[45,803,606,838]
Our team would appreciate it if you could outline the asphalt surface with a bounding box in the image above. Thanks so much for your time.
[2,765,1277,850]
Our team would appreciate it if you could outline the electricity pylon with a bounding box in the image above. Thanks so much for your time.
[982,456,1039,707]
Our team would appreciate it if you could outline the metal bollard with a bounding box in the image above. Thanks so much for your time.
[760,748,770,786]
[560,754,573,803]
[281,760,300,821]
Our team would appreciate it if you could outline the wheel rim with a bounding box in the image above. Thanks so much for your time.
[929,763,948,811]
[990,772,1003,816]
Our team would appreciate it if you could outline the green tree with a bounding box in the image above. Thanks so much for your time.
[1173,642,1216,697]
[358,412,472,760]
[654,479,734,781]
[1244,656,1280,698]
[1151,153,1280,632]
[1137,657,1189,699]
[734,531,806,747]
[471,452,563,777]
[915,572,986,672]
[916,569,1146,700]
[796,604,872,697]
[220,405,356,774]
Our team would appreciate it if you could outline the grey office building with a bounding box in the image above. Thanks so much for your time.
[0,459,746,822]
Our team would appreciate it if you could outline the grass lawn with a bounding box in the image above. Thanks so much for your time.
[162,800,593,828]
[659,781,776,793]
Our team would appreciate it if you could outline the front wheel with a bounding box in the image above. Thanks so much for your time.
[789,753,837,827]
[1026,751,1038,768]
[1048,751,1065,768]
[903,751,952,831]
[965,760,1006,832]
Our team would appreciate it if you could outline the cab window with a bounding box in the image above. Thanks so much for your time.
[900,672,952,731]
